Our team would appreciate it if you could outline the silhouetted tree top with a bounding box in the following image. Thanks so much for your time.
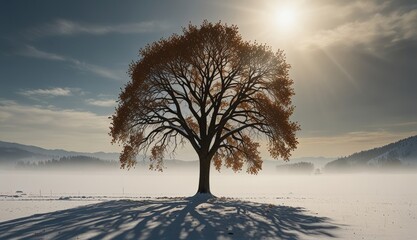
[110,21,299,185]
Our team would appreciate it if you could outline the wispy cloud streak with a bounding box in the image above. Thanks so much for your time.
[27,19,169,38]
[19,45,121,80]
[19,87,72,97]
[21,45,66,61]
[86,98,116,107]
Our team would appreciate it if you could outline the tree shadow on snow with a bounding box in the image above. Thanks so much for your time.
[0,197,341,239]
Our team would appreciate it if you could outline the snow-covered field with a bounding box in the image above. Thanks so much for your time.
[0,169,416,239]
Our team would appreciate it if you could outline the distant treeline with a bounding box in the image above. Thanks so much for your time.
[276,162,314,174]
[16,155,118,169]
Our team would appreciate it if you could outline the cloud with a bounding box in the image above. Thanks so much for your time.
[27,19,169,38]
[19,45,121,80]
[301,2,417,50]
[70,60,122,81]
[86,98,116,107]
[20,45,66,61]
[19,87,72,97]
[0,100,119,152]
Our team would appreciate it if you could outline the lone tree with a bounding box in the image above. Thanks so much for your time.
[110,21,299,194]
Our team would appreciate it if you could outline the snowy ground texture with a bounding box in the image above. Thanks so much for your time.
[0,170,416,239]
[0,196,339,240]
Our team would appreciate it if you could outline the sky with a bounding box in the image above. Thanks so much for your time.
[0,0,416,159]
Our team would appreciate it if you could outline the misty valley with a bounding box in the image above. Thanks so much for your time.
[1,137,417,239]
[2,135,417,173]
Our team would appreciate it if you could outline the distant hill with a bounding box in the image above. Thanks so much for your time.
[0,141,120,163]
[0,147,47,164]
[325,135,417,172]
[0,141,199,170]
[0,140,335,172]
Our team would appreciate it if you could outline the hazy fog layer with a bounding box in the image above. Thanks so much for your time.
[1,168,416,198]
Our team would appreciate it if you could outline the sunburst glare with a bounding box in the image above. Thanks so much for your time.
[275,6,297,30]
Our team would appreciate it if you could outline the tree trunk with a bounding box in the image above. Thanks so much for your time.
[196,156,211,194]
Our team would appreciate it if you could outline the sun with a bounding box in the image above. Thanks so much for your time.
[256,2,304,40]
[273,6,297,31]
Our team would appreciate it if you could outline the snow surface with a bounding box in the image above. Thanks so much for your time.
[0,170,416,239]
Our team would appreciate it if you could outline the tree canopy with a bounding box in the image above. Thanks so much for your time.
[110,21,299,193]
